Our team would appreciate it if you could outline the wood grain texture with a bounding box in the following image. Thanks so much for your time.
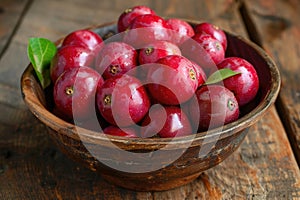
[242,0,300,165]
[0,0,30,57]
[0,0,299,199]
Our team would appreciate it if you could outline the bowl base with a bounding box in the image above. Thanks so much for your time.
[101,172,202,191]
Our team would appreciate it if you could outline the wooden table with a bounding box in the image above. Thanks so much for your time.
[1,0,300,199]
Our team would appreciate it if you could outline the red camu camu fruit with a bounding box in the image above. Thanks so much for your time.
[139,40,181,65]
[166,18,195,45]
[146,55,203,105]
[217,57,259,106]
[188,85,240,131]
[123,14,171,48]
[50,45,95,83]
[117,5,156,33]
[53,66,104,121]
[50,29,104,83]
[95,42,138,79]
[96,74,150,127]
[62,29,104,55]
[181,32,225,74]
[141,106,193,138]
[194,22,227,50]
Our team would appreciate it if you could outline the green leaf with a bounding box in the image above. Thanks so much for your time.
[27,37,57,89]
[205,68,241,85]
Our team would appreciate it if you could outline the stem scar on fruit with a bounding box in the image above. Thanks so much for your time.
[215,41,222,50]
[104,95,112,105]
[189,69,196,81]
[124,8,132,13]
[145,47,154,55]
[109,65,119,75]
[213,25,220,30]
[227,99,236,111]
[65,87,74,95]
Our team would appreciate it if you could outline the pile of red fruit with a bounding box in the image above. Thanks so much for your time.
[50,5,259,138]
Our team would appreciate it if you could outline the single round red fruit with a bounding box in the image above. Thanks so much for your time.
[117,5,156,33]
[139,40,181,65]
[189,85,239,131]
[194,22,227,50]
[103,126,139,138]
[217,57,259,106]
[166,18,195,45]
[50,45,95,83]
[123,14,171,48]
[95,42,138,79]
[53,66,104,120]
[96,74,150,127]
[181,33,225,73]
[147,55,199,105]
[62,29,104,54]
[141,106,192,138]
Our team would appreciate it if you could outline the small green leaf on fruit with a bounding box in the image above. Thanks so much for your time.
[27,37,57,89]
[205,68,241,85]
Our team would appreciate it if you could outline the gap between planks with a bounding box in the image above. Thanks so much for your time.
[237,0,300,168]
[0,0,34,60]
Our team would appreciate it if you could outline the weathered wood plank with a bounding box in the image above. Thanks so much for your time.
[242,0,300,165]
[0,0,299,199]
[0,0,30,56]
[0,0,161,199]
[153,106,300,199]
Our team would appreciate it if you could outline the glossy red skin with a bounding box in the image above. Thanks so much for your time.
[117,5,156,33]
[139,40,181,65]
[181,33,225,74]
[192,33,225,65]
[103,126,139,138]
[62,29,104,55]
[50,45,95,83]
[217,57,259,106]
[141,106,192,138]
[166,18,195,45]
[147,55,199,105]
[194,22,227,50]
[96,74,150,127]
[190,60,207,88]
[53,66,104,120]
[123,14,171,48]
[95,42,138,79]
[189,85,239,131]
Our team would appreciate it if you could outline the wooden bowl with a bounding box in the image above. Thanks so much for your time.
[21,21,281,191]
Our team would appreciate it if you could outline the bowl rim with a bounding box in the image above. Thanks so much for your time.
[20,21,281,148]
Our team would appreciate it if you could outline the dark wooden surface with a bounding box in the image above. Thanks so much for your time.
[0,0,300,199]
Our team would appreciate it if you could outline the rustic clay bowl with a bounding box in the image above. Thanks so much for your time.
[21,21,281,191]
